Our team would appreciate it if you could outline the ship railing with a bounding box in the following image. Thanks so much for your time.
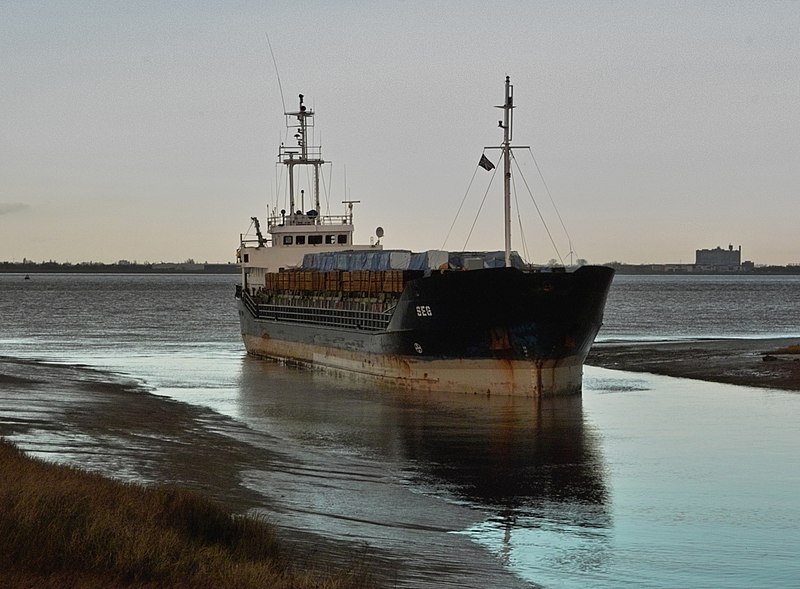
[240,237,269,248]
[239,289,260,317]
[279,146,323,161]
[254,302,391,331]
[266,214,353,228]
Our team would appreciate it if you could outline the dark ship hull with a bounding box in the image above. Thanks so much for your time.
[236,264,614,396]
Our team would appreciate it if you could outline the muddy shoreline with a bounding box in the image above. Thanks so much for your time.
[587,337,800,392]
[0,357,401,583]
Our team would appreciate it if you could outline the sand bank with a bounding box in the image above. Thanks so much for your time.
[587,337,800,392]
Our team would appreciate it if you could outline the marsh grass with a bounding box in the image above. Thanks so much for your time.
[766,344,800,355]
[0,439,374,588]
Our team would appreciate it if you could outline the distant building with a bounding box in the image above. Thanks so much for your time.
[695,245,742,270]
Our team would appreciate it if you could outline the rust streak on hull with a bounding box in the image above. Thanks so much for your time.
[242,334,584,397]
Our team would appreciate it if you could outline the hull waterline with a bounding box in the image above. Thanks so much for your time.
[237,265,614,397]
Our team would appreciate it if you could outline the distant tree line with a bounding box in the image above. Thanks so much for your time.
[0,260,239,274]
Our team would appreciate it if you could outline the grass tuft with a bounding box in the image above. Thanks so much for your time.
[765,344,800,355]
[0,439,376,588]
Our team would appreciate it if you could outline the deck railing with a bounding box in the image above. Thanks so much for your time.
[256,303,391,330]
[240,289,391,331]
[237,287,259,317]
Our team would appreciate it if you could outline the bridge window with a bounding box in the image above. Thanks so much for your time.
[283,235,293,245]
[308,235,323,245]
[325,234,336,244]
[337,234,348,244]
[295,235,306,245]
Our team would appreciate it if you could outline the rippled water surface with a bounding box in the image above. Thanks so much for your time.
[601,274,800,340]
[1,273,799,588]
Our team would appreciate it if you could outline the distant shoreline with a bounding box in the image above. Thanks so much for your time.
[5,261,800,276]
[607,263,800,275]
[1,262,239,274]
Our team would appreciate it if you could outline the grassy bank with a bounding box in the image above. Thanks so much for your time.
[0,439,373,588]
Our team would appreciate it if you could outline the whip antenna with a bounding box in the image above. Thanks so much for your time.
[264,31,286,114]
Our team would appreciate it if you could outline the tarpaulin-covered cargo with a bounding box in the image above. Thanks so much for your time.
[408,250,449,271]
[302,250,448,272]
[302,250,412,271]
[448,251,527,270]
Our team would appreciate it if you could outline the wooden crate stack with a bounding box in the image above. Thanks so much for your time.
[264,269,421,294]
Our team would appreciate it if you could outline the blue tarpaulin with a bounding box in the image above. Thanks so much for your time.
[447,251,526,269]
[302,250,448,271]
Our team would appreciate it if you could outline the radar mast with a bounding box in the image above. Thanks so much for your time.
[280,93,324,222]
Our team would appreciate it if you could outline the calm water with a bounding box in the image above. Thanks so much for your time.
[602,274,800,341]
[1,273,799,588]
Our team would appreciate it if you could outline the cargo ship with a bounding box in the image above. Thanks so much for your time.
[236,78,614,396]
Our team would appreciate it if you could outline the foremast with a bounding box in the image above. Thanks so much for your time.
[488,76,517,268]
[500,76,513,268]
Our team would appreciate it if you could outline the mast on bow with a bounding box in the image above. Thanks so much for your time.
[499,76,513,268]
[487,76,516,268]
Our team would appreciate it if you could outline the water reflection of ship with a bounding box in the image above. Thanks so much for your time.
[237,359,609,524]
[392,391,608,510]
[388,391,612,569]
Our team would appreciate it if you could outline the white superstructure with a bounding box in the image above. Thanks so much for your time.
[239,93,381,294]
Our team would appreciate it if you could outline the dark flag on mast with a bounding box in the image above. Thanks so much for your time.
[478,154,495,171]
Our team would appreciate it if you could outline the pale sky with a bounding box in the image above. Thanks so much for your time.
[1,1,798,265]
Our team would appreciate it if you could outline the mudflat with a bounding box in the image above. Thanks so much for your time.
[587,337,800,392]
